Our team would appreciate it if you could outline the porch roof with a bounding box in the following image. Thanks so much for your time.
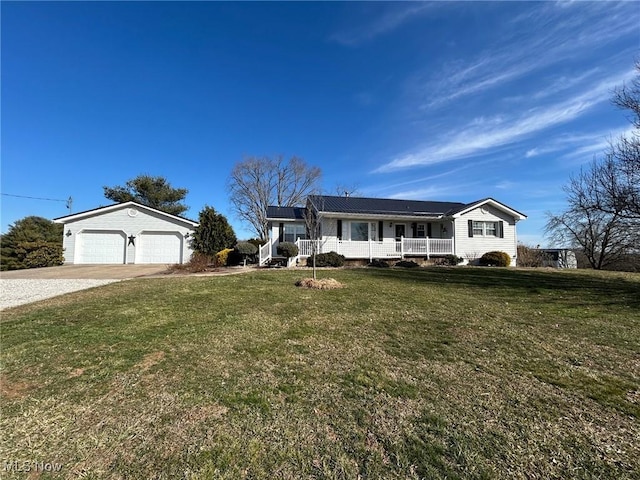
[266,206,306,221]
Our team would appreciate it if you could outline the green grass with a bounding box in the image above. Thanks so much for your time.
[1,267,639,479]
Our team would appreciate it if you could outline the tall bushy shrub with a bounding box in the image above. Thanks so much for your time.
[276,242,298,258]
[479,251,511,267]
[15,241,64,269]
[1,216,63,270]
[191,206,237,256]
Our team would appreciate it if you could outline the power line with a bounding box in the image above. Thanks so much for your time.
[1,193,67,202]
[1,193,73,212]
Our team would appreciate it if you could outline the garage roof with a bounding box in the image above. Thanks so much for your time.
[53,201,199,226]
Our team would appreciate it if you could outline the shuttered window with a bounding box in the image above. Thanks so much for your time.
[470,221,504,237]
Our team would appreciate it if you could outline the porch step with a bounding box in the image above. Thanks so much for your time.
[266,256,287,268]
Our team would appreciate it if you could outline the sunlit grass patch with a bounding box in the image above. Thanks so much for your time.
[1,267,639,478]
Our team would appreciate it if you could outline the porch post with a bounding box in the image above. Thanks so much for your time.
[426,236,430,260]
[368,238,372,262]
[401,235,404,259]
[451,222,455,255]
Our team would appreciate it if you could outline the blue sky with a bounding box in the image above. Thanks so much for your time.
[2,1,638,245]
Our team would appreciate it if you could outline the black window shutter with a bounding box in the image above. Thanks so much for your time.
[411,223,417,237]
[468,220,474,237]
[498,221,504,238]
[427,223,432,238]
[278,223,284,242]
[378,221,383,241]
[337,220,342,240]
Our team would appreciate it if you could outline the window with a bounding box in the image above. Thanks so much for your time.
[472,221,498,237]
[350,222,369,241]
[284,224,306,242]
[416,224,426,238]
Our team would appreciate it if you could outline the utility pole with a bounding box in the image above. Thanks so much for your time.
[66,196,73,213]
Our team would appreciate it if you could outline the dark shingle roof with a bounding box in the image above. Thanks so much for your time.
[308,195,465,217]
[266,206,307,220]
[266,196,526,220]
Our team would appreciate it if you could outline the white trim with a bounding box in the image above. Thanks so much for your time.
[267,218,305,222]
[54,201,199,227]
[451,198,526,220]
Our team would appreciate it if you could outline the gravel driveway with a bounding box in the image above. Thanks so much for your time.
[0,265,169,310]
[0,279,121,310]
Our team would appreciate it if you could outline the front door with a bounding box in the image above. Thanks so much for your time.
[395,224,405,241]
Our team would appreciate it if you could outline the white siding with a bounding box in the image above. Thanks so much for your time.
[453,205,518,265]
[61,206,195,264]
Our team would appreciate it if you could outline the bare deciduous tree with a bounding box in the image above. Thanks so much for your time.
[613,60,640,129]
[546,164,640,269]
[228,156,321,240]
[546,60,640,269]
[303,197,323,280]
[597,60,640,220]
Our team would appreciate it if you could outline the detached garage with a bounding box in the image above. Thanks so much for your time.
[54,202,198,264]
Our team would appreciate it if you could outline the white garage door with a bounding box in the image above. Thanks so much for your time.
[138,232,182,264]
[79,230,126,264]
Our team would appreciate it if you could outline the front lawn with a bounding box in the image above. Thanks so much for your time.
[1,268,638,478]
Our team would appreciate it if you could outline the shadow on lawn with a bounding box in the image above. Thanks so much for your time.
[361,266,640,308]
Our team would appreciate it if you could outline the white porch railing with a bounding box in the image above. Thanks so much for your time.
[294,237,453,261]
[259,241,271,265]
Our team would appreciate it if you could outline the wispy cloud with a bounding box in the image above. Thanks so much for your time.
[417,2,638,108]
[495,181,515,190]
[387,183,473,201]
[524,125,634,161]
[561,125,636,161]
[329,3,434,46]
[376,70,633,172]
[531,68,601,101]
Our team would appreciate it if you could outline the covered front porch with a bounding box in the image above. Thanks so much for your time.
[259,237,454,265]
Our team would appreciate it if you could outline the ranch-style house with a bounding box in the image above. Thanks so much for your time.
[261,195,526,266]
